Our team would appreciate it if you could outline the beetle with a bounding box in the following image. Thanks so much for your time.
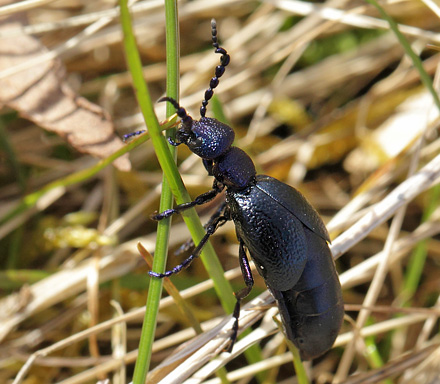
[146,19,344,360]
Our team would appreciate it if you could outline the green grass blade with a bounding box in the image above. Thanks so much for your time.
[365,0,440,112]
[118,1,234,313]
[119,1,238,381]
[131,0,180,381]
[402,184,440,302]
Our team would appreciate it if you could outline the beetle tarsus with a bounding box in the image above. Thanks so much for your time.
[122,130,146,142]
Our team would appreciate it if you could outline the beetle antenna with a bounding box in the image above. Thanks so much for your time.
[158,96,193,130]
[200,19,230,118]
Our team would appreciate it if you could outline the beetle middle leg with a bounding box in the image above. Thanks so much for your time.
[174,201,227,256]
[149,209,229,278]
[226,238,254,352]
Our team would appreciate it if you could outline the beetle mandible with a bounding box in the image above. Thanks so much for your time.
[148,19,344,360]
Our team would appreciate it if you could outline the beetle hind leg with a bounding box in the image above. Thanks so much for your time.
[225,239,254,353]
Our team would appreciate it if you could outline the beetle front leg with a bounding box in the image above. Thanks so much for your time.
[122,130,146,142]
[151,181,224,221]
[226,239,254,353]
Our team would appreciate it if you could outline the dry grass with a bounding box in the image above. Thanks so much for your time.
[1,0,440,383]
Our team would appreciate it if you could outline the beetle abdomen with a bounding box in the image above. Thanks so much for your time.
[275,227,343,360]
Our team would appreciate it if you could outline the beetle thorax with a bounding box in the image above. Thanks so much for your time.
[212,147,256,190]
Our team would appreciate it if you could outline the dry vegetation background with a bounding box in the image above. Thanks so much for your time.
[1,0,440,383]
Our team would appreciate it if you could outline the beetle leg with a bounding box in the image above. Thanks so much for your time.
[149,213,229,278]
[226,239,254,353]
[174,201,227,256]
[122,130,146,142]
[202,159,214,176]
[151,181,224,221]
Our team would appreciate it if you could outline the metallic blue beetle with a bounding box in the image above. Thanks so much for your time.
[148,19,343,360]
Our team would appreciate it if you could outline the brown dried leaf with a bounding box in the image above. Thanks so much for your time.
[0,15,130,171]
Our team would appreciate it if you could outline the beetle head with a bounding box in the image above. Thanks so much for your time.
[159,97,235,159]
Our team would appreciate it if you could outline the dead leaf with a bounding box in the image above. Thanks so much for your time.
[0,14,131,171]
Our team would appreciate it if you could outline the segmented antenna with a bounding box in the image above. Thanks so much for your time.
[200,19,230,118]
[158,96,193,130]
